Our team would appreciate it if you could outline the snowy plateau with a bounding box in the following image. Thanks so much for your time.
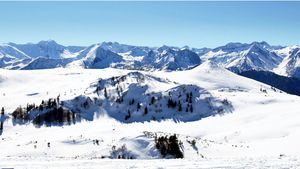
[0,41,300,168]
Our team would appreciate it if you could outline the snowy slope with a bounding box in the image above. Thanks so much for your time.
[1,62,300,168]
[0,43,30,59]
[201,42,283,73]
[8,40,84,59]
[0,40,85,69]
[274,46,300,78]
[140,47,201,70]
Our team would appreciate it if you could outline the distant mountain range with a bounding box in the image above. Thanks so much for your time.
[1,40,300,79]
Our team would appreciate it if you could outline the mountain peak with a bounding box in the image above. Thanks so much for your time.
[101,41,120,46]
[37,40,60,46]
[250,41,270,49]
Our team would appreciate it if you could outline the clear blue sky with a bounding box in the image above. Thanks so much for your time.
[0,1,299,48]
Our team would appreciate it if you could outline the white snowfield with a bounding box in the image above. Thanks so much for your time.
[0,62,300,168]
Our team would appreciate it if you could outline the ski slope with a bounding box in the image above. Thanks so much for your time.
[1,62,300,168]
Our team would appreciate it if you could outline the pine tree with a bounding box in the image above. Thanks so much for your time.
[1,107,4,115]
[144,106,148,115]
[104,87,108,98]
[137,103,141,111]
[34,114,42,126]
[167,98,177,108]
[189,92,193,103]
[125,110,131,120]
[178,101,182,112]
[151,96,155,105]
[129,98,135,105]
[39,104,44,111]
[57,95,60,105]
[0,107,4,130]
[186,93,189,102]
[116,85,120,96]
[167,98,172,108]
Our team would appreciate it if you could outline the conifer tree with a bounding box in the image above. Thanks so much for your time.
[144,106,148,115]
[125,109,131,120]
[57,95,60,105]
[189,92,193,103]
[178,101,182,112]
[0,107,4,130]
[104,87,108,98]
[137,103,141,111]
[151,96,155,105]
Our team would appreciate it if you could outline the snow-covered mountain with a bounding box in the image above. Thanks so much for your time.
[8,40,84,59]
[70,44,125,69]
[140,46,201,70]
[0,41,202,70]
[0,40,85,70]
[274,46,300,78]
[66,43,201,70]
[1,40,300,79]
[201,41,283,73]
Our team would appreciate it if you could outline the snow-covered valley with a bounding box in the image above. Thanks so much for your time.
[1,62,300,168]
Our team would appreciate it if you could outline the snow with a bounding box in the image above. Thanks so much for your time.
[3,40,300,80]
[274,46,300,78]
[1,157,300,169]
[1,61,300,167]
[201,42,282,73]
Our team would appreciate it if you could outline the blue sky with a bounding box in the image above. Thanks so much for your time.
[0,1,299,48]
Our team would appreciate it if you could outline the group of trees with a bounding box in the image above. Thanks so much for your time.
[110,144,135,159]
[167,98,178,108]
[12,97,61,121]
[260,87,267,93]
[33,106,75,127]
[129,98,135,105]
[155,134,184,158]
[123,91,195,121]
[12,106,29,123]
[12,95,76,126]
[167,93,193,113]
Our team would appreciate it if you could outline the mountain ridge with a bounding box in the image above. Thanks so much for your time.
[1,40,300,79]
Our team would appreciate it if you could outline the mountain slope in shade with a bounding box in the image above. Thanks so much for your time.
[22,57,73,70]
[239,70,300,96]
[0,44,30,60]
